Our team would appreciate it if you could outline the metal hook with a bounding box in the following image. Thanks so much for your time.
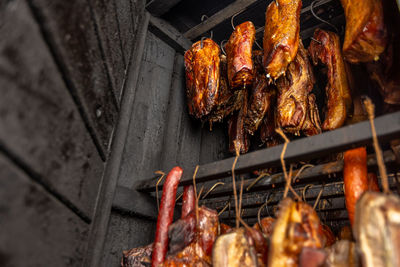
[258,192,272,227]
[313,184,325,210]
[247,172,270,191]
[200,31,213,49]
[220,40,228,55]
[310,0,339,33]
[218,201,230,216]
[254,40,262,50]
[231,10,243,30]
[302,184,313,202]
[202,182,225,199]
[201,14,209,22]
[310,37,322,45]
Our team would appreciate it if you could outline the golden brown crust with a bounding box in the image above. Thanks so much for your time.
[263,0,301,80]
[268,198,323,267]
[308,29,352,131]
[341,0,387,63]
[226,21,256,89]
[276,42,316,135]
[184,39,220,119]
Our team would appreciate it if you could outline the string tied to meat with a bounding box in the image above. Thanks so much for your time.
[155,170,166,211]
[192,165,200,228]
[363,96,390,194]
[275,128,302,201]
[231,140,241,228]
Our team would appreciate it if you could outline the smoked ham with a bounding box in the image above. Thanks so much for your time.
[225,21,256,89]
[308,29,352,131]
[184,39,221,120]
[263,0,301,80]
[340,0,387,63]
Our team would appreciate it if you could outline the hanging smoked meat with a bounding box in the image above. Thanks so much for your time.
[276,42,321,136]
[302,94,322,137]
[207,55,244,126]
[228,91,249,154]
[260,102,280,148]
[354,192,400,267]
[340,0,387,63]
[164,206,219,266]
[184,39,220,120]
[324,240,359,267]
[263,0,301,80]
[308,29,352,131]
[365,0,400,105]
[268,198,324,267]
[212,228,259,267]
[225,21,256,89]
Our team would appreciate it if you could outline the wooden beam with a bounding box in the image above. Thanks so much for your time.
[146,0,183,17]
[83,12,150,267]
[184,0,259,40]
[136,110,400,192]
[149,14,192,53]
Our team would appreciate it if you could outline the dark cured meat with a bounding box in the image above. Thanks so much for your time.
[207,55,243,126]
[228,91,249,154]
[268,198,324,267]
[263,0,301,80]
[121,244,153,267]
[245,73,275,135]
[253,217,275,237]
[340,0,387,63]
[184,39,220,120]
[366,0,400,105]
[225,21,255,89]
[318,224,336,247]
[164,207,219,266]
[276,42,319,135]
[308,29,352,131]
[302,94,322,137]
[343,148,379,226]
[246,227,269,266]
[181,186,195,219]
[168,212,196,255]
[259,98,280,148]
[151,167,183,267]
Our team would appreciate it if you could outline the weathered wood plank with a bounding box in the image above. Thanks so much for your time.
[199,124,231,165]
[160,54,202,173]
[149,15,192,53]
[89,0,125,103]
[101,212,156,267]
[0,153,89,267]
[184,0,259,40]
[28,0,118,157]
[0,0,103,218]
[146,0,183,17]
[117,31,176,188]
[83,11,150,267]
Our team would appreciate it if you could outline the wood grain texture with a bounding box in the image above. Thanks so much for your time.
[101,211,156,267]
[89,0,125,102]
[146,0,183,16]
[0,153,89,267]
[118,31,176,188]
[28,0,118,156]
[0,0,104,218]
[82,11,150,267]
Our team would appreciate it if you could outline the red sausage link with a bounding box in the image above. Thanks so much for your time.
[181,185,195,219]
[151,167,183,267]
[344,147,368,226]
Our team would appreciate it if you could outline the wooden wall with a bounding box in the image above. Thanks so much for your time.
[0,0,146,266]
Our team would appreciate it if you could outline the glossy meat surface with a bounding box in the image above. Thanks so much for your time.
[263,0,301,80]
[318,224,336,247]
[260,99,280,148]
[212,228,258,267]
[228,91,249,154]
[121,244,153,267]
[245,73,275,135]
[268,198,324,267]
[164,206,218,266]
[276,43,316,135]
[184,39,220,119]
[302,94,322,137]
[226,21,255,89]
[254,217,275,237]
[207,55,243,125]
[309,29,352,131]
[354,192,400,267]
[341,0,387,63]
